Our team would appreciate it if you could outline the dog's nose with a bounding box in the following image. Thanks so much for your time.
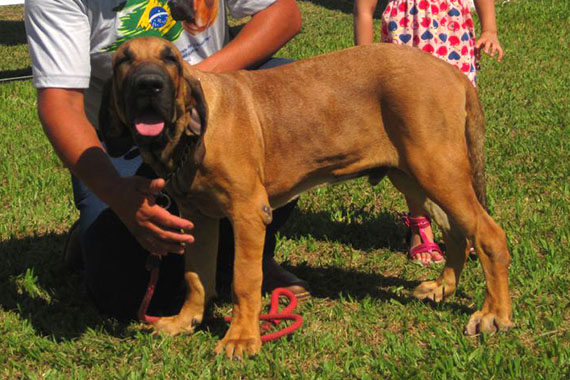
[168,0,195,22]
[135,74,164,95]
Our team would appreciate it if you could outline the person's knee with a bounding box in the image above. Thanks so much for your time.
[82,209,148,319]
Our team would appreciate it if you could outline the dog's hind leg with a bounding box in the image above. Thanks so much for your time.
[412,217,470,303]
[153,211,219,336]
[388,169,469,302]
[392,147,513,335]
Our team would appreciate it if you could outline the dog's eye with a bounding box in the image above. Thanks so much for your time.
[115,47,134,68]
[163,54,178,65]
[160,46,179,65]
[115,55,131,67]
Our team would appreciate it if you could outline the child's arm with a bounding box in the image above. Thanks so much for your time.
[354,0,379,45]
[473,0,504,62]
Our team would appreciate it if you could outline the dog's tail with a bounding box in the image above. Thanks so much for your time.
[465,82,487,210]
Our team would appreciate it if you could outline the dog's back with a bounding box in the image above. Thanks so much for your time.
[193,44,482,206]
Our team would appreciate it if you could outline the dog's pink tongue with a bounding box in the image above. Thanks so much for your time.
[135,114,165,137]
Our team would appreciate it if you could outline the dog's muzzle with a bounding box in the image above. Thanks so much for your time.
[124,64,175,140]
[168,0,195,22]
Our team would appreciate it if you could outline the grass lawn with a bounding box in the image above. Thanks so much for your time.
[1,0,570,378]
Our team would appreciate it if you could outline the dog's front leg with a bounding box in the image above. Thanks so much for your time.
[214,203,267,359]
[153,210,219,335]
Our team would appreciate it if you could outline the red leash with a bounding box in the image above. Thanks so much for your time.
[138,256,303,342]
[223,287,303,343]
[137,255,161,324]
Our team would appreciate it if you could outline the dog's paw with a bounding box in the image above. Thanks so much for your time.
[412,280,455,302]
[214,331,261,360]
[464,310,514,336]
[152,315,201,336]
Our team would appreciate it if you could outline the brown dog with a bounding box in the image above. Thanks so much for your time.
[99,36,513,358]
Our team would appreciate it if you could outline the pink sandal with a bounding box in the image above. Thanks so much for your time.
[401,214,445,265]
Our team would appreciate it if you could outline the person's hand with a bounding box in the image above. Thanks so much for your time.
[475,31,503,62]
[108,176,195,256]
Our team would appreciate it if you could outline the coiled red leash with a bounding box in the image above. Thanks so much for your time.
[223,287,303,343]
[138,255,303,342]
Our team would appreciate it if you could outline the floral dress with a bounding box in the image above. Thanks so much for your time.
[381,0,477,85]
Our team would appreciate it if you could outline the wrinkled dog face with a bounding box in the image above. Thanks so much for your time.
[100,37,206,176]
[113,37,181,151]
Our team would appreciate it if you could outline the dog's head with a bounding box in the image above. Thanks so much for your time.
[99,36,207,176]
[168,0,219,35]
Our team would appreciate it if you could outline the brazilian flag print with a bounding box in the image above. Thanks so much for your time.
[103,0,183,52]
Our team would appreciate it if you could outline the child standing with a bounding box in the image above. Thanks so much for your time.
[354,0,503,265]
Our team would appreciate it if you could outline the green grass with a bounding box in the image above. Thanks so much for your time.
[1,0,570,378]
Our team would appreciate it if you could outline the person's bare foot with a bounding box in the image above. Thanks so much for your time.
[403,214,445,266]
[409,226,433,265]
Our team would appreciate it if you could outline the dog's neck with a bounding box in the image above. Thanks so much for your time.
[164,134,201,200]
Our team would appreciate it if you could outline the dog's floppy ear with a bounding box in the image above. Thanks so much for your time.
[183,76,208,136]
[98,79,134,157]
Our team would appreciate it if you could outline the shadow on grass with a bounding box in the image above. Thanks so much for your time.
[206,262,475,339]
[0,233,130,341]
[208,205,475,338]
[281,208,406,252]
[0,223,473,342]
[287,262,473,315]
[0,67,32,80]
[0,20,27,45]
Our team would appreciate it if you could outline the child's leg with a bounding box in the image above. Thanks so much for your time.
[405,195,445,265]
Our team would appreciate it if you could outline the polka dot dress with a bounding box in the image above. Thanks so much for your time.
[381,0,477,85]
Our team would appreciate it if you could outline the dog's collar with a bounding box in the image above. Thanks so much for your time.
[164,135,200,200]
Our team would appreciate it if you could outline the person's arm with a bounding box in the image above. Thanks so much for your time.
[353,0,378,45]
[473,0,503,62]
[37,88,195,255]
[193,0,302,72]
